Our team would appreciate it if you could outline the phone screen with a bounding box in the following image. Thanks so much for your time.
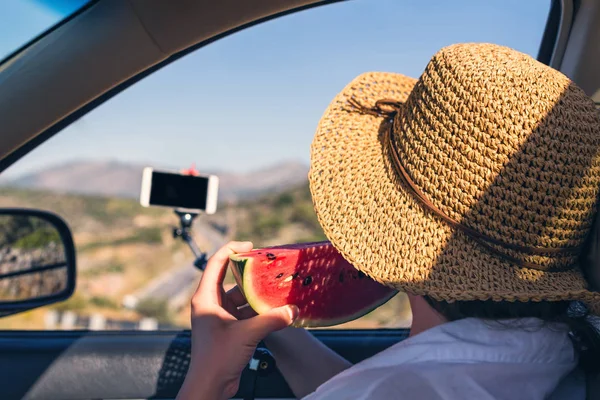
[149,171,209,210]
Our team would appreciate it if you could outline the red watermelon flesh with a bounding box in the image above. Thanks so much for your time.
[228,241,397,328]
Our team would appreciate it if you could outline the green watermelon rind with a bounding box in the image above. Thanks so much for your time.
[229,255,274,317]
[228,254,398,328]
[228,256,247,295]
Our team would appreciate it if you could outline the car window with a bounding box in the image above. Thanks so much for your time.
[0,0,551,330]
[0,0,90,63]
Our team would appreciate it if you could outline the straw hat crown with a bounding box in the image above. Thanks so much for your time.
[390,43,600,270]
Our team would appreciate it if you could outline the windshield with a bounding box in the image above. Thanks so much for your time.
[0,0,90,63]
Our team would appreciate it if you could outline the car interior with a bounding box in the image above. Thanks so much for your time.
[1,0,600,399]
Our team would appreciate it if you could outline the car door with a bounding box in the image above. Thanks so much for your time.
[0,1,578,399]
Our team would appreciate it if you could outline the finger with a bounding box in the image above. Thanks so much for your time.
[225,286,247,308]
[195,241,253,302]
[243,305,299,341]
[203,242,253,287]
[235,305,257,320]
[222,286,248,315]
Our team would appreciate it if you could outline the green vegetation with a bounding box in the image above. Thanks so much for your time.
[89,296,119,309]
[51,293,118,313]
[51,292,87,312]
[295,234,329,243]
[290,202,323,232]
[13,227,61,249]
[135,298,173,324]
[232,183,326,244]
[81,263,125,277]
[0,214,59,247]
[0,187,167,233]
[79,227,163,252]
[274,192,294,207]
[253,214,285,238]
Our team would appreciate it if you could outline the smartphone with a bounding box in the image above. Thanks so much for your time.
[140,167,219,214]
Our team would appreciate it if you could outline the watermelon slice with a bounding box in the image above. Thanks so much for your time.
[228,241,397,327]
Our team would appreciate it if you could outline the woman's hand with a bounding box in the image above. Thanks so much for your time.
[177,241,298,400]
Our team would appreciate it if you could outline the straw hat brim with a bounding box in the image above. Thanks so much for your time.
[309,71,596,305]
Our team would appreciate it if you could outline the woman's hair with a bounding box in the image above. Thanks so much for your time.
[424,297,600,373]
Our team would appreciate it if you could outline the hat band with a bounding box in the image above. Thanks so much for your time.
[347,97,579,273]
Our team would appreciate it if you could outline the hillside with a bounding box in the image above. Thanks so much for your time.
[0,184,411,329]
[3,160,309,201]
[224,183,327,246]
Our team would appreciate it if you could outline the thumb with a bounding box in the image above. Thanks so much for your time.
[245,305,299,341]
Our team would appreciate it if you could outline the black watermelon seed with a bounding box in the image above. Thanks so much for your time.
[292,272,300,279]
[303,276,313,286]
[339,272,344,283]
[266,253,276,260]
[276,273,284,279]
[358,271,365,279]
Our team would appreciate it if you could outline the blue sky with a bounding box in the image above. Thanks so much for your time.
[1,0,550,177]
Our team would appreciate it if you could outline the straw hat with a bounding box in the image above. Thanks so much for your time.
[309,43,600,312]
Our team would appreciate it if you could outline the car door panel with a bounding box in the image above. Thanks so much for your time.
[0,329,409,400]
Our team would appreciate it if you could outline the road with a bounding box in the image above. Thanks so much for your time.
[124,219,229,310]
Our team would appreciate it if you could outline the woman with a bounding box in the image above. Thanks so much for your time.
[177,43,600,399]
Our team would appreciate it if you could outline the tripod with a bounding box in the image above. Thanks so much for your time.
[172,210,208,270]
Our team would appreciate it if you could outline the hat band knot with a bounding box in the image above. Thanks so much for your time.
[347,97,403,118]
[347,97,580,273]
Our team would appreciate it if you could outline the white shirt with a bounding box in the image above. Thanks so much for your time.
[303,318,585,400]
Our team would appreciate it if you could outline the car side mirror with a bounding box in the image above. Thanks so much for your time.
[0,208,76,315]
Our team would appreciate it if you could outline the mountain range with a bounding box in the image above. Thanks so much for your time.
[2,160,309,202]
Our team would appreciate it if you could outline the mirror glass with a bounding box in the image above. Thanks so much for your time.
[0,214,70,302]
